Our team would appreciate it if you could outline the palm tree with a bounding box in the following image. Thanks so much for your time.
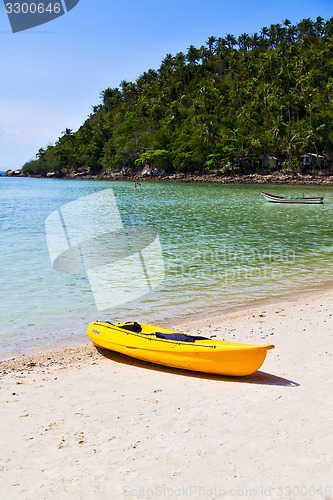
[137,97,149,132]
[206,36,216,54]
[186,45,200,74]
[225,34,236,49]
[199,45,210,72]
[174,51,188,92]
[251,32,260,49]
[314,16,324,36]
[203,121,219,153]
[238,33,250,51]
[305,122,326,161]
[260,26,270,47]
[199,85,209,120]
[100,87,122,116]
[159,54,174,92]
[120,80,133,111]
[215,37,227,75]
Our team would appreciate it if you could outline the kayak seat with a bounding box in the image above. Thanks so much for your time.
[120,322,142,333]
[155,332,209,342]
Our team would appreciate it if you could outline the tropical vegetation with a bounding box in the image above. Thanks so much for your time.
[23,17,333,176]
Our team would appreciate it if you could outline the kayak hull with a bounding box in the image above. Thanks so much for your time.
[87,322,274,376]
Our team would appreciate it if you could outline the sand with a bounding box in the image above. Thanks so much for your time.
[1,290,332,500]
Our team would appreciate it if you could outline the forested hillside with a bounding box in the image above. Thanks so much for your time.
[23,17,333,176]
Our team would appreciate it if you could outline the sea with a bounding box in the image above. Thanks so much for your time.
[1,173,333,359]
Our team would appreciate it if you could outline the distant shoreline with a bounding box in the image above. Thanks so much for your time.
[4,169,333,185]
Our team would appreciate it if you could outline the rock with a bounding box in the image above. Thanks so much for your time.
[140,165,153,176]
[5,169,22,176]
[140,166,166,177]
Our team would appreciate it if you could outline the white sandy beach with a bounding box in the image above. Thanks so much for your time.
[1,290,332,500]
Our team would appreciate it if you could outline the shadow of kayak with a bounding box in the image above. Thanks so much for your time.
[95,347,299,387]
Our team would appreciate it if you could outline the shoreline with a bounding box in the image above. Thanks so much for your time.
[1,285,332,371]
[2,286,333,370]
[5,169,333,185]
[1,288,332,498]
[2,285,332,366]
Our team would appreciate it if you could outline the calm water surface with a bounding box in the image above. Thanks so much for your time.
[1,176,333,358]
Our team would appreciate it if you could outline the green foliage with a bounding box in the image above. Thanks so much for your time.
[25,17,333,175]
[135,150,171,170]
[23,147,60,175]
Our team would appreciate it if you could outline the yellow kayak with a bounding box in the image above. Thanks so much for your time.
[87,321,274,376]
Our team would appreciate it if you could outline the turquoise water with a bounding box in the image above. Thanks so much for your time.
[1,177,333,358]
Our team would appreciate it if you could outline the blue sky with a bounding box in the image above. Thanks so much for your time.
[0,0,332,169]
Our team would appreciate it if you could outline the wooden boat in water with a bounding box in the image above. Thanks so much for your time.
[259,191,324,204]
[87,321,274,376]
